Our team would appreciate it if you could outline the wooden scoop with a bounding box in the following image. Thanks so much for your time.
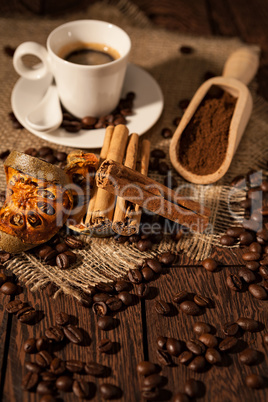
[170,46,260,184]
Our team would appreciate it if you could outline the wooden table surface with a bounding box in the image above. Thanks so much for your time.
[0,1,267,401]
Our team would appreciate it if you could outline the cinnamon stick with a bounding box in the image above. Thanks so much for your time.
[96,160,211,232]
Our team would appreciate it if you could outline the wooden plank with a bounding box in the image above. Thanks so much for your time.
[145,266,268,401]
[2,284,144,401]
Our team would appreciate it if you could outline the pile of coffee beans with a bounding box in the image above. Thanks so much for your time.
[24,146,67,168]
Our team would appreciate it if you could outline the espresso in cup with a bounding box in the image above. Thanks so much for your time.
[58,42,121,66]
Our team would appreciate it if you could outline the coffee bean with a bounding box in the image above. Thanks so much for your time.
[149,157,159,171]
[36,336,50,351]
[146,258,163,273]
[172,290,189,304]
[99,383,121,400]
[166,337,183,356]
[98,338,113,353]
[238,267,256,283]
[143,373,163,389]
[36,381,56,395]
[6,299,26,314]
[223,322,239,336]
[0,272,7,287]
[64,121,82,132]
[239,348,261,365]
[259,266,268,279]
[179,45,194,54]
[173,393,190,402]
[193,294,211,307]
[55,151,67,162]
[226,274,243,291]
[240,231,254,246]
[137,283,150,298]
[0,251,11,263]
[260,256,268,266]
[117,291,133,306]
[249,242,263,254]
[256,228,268,243]
[41,372,57,382]
[156,349,173,366]
[1,281,17,295]
[38,146,53,157]
[154,299,170,315]
[242,252,261,261]
[201,257,218,272]
[186,339,206,355]
[188,355,206,372]
[158,161,169,175]
[136,239,153,252]
[93,293,110,303]
[64,250,77,264]
[220,235,235,246]
[246,260,260,271]
[198,333,218,348]
[180,301,200,315]
[178,351,193,365]
[245,373,264,389]
[205,348,222,364]
[36,351,53,368]
[158,251,176,265]
[97,316,116,331]
[193,321,212,335]
[184,378,202,398]
[17,306,37,323]
[156,335,167,350]
[22,371,39,390]
[25,361,43,374]
[38,245,53,259]
[106,296,123,311]
[226,226,245,238]
[50,357,66,375]
[248,284,267,300]
[128,268,143,284]
[24,338,36,354]
[64,235,83,249]
[85,361,107,377]
[151,149,166,159]
[136,361,157,376]
[179,98,190,109]
[63,324,84,344]
[161,128,172,138]
[40,395,57,402]
[219,336,238,351]
[56,375,73,392]
[56,253,70,269]
[96,282,115,294]
[142,389,161,401]
[93,301,108,316]
[66,359,84,373]
[114,279,130,292]
[55,312,69,326]
[73,379,91,399]
[43,250,58,265]
[141,266,155,281]
[45,326,64,342]
[237,317,259,332]
[263,333,268,346]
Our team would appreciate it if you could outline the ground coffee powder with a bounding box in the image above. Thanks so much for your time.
[178,89,236,175]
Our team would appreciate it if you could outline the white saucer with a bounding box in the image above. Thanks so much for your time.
[11,63,164,149]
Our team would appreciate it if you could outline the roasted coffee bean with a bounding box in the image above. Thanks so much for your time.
[36,351,53,368]
[99,383,121,400]
[81,116,97,128]
[155,299,170,315]
[237,317,259,332]
[41,372,57,382]
[226,226,245,238]
[50,357,66,375]
[246,261,259,271]
[158,161,169,175]
[239,348,261,365]
[55,243,68,254]
[141,266,155,281]
[142,389,160,401]
[242,252,261,261]
[73,379,91,399]
[36,336,50,351]
[63,324,84,344]
[56,375,73,392]
[17,306,37,323]
[143,373,163,389]
[259,266,268,279]
[158,251,176,265]
[240,198,251,209]
[245,373,264,389]
[0,272,7,286]
[56,253,70,269]
[106,296,123,311]
[161,127,172,138]
[193,321,212,335]
[166,337,182,356]
[184,378,201,398]
[238,267,256,283]
[93,301,108,316]
[193,294,211,307]
[0,251,11,262]
[188,355,206,372]
[179,45,194,54]
[137,283,150,298]
[263,333,268,346]
[78,293,93,307]
[205,348,222,364]
[40,395,57,402]
[146,258,163,273]
[201,257,218,272]
[24,338,36,354]
[136,239,153,252]
[223,322,239,336]
[25,361,43,374]
[149,157,159,171]
[38,146,53,157]
[45,326,64,342]
[180,301,200,316]
[117,291,133,306]
[172,290,189,304]
[219,336,238,351]
[220,235,235,246]
[256,228,268,243]
[178,98,190,109]
[98,338,113,353]
[55,311,69,326]
[173,393,190,402]
[36,381,55,395]
[178,351,193,365]
[186,339,206,355]
[249,242,262,254]
[156,349,173,366]
[128,268,143,284]
[96,282,115,294]
[85,361,107,377]
[22,371,39,390]
[136,361,157,376]
[64,250,77,264]
[6,299,25,314]
[114,279,130,292]
[97,316,116,331]
[43,250,58,265]
[114,235,129,244]
[226,274,243,291]
[93,293,110,303]
[1,281,17,295]
[66,359,84,373]
[55,151,67,162]
[240,231,254,246]
[43,154,56,164]
[38,245,53,259]
[64,121,82,132]
[198,333,218,348]
[24,147,38,156]
[260,256,268,266]
[262,280,268,291]
[231,174,246,188]
[64,235,83,249]
[156,335,167,350]
[151,149,166,159]
[248,284,267,300]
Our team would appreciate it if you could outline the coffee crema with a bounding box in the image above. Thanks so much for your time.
[58,42,120,66]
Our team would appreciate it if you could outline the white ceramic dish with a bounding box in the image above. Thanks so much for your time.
[11,63,164,149]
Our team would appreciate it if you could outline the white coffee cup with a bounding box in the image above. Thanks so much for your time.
[13,20,131,118]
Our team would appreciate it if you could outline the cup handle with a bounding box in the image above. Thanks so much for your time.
[13,41,51,80]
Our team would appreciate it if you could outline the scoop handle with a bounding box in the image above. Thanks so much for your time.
[222,46,260,85]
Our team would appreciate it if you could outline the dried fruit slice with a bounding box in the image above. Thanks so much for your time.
[0,151,73,253]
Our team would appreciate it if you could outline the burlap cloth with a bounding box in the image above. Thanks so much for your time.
[1,0,268,299]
